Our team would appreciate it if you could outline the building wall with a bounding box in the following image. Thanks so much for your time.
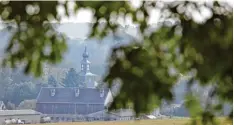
[36,103,105,115]
[85,75,96,88]
[106,114,135,121]
[85,104,104,114]
[0,114,41,124]
[36,103,76,114]
[45,112,118,122]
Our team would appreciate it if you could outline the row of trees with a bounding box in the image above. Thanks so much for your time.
[48,68,86,87]
[0,67,84,108]
[0,68,39,106]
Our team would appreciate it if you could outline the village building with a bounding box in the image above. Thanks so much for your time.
[0,109,41,124]
[36,46,111,122]
[36,87,109,115]
[35,46,163,122]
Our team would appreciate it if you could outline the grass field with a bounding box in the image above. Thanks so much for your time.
[30,118,232,125]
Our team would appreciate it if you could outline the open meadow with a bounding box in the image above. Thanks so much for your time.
[30,118,232,125]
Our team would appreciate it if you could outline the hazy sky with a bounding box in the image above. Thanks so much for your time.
[57,0,159,25]
[0,1,233,38]
[53,0,233,39]
[57,0,233,24]
[56,0,211,39]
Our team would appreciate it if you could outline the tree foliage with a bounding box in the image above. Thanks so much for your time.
[48,75,57,87]
[0,69,12,98]
[62,68,80,87]
[6,101,16,110]
[0,1,232,124]
[5,81,37,105]
[17,99,36,110]
[0,68,43,106]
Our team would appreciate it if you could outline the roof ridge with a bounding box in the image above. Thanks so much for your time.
[36,87,43,103]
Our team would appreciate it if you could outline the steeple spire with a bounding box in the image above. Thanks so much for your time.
[78,45,98,88]
[82,45,89,58]
[81,46,90,72]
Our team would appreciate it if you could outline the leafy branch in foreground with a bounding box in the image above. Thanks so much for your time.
[0,1,232,124]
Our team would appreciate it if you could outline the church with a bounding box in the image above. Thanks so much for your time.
[77,46,99,88]
[36,46,111,120]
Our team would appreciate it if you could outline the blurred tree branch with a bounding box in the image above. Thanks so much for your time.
[0,1,232,124]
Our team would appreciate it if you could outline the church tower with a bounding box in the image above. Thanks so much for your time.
[78,46,97,88]
[81,46,90,72]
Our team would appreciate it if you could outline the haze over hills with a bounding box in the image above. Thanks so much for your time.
[0,23,137,106]
[57,23,138,76]
[0,23,137,76]
[0,23,231,116]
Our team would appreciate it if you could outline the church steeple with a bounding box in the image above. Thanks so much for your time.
[82,46,89,58]
[78,46,98,88]
[81,46,90,72]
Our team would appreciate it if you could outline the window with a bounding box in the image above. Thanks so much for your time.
[81,65,84,70]
[100,89,105,97]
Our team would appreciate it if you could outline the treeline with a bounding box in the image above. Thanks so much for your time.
[0,67,40,107]
[0,66,93,109]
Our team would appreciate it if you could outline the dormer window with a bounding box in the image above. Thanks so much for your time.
[50,89,56,96]
[75,88,80,97]
[100,89,105,97]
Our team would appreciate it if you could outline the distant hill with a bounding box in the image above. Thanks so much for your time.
[0,23,231,116]
[0,23,137,76]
